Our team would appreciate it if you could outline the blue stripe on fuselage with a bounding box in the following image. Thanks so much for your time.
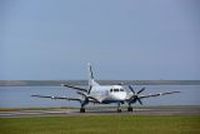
[101,99,124,104]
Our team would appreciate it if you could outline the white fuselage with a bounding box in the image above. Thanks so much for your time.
[89,85,127,103]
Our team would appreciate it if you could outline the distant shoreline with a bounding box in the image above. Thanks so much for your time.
[0,80,200,86]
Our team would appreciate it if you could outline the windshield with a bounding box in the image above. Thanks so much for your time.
[110,88,124,92]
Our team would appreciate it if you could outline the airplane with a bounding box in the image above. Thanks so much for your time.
[32,63,180,113]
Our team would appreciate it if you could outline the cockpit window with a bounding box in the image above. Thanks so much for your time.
[111,88,124,92]
[114,89,119,92]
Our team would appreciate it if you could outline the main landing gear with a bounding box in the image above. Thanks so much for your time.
[117,102,133,112]
[127,103,133,112]
[80,107,85,113]
[127,106,133,112]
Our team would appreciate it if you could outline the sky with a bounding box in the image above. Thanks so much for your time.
[0,0,200,80]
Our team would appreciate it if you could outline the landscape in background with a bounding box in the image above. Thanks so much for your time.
[0,80,200,86]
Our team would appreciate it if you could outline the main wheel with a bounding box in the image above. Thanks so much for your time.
[80,108,85,113]
[127,107,133,112]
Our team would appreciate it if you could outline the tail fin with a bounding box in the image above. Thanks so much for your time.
[88,63,100,87]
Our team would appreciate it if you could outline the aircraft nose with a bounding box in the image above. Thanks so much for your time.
[118,92,127,100]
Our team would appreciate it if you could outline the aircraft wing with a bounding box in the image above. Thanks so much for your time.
[139,91,181,99]
[31,94,82,102]
[62,84,88,92]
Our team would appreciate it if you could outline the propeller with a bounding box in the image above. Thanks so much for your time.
[128,85,145,105]
[77,86,99,107]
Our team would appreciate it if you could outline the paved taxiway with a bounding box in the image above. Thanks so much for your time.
[0,106,200,118]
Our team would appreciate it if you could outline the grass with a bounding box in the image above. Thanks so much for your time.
[0,115,200,134]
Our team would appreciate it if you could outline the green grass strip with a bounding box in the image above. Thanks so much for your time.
[0,115,200,134]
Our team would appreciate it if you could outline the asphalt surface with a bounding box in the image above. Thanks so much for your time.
[0,106,200,118]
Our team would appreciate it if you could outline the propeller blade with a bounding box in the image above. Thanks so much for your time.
[128,85,135,94]
[76,91,87,98]
[137,87,145,94]
[137,98,143,105]
[87,85,92,94]
[87,96,100,103]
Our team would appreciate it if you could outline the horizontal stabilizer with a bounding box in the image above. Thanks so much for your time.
[62,84,87,92]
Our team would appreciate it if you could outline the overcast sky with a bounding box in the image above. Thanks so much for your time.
[0,0,200,80]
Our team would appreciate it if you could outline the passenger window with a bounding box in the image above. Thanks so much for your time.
[120,89,124,92]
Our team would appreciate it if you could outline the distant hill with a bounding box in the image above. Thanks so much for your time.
[0,80,200,86]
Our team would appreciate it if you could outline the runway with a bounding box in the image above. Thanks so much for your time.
[0,106,200,118]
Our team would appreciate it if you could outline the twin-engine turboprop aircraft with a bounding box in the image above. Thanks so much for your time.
[32,63,180,113]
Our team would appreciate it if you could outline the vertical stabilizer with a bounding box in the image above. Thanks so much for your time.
[88,63,100,87]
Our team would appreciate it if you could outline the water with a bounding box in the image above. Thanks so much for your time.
[0,85,199,108]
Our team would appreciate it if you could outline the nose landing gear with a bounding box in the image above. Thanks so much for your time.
[117,102,122,112]
[117,108,122,112]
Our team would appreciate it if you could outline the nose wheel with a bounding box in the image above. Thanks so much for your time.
[117,102,122,112]
[117,108,122,112]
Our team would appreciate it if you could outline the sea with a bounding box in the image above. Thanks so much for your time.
[0,84,200,108]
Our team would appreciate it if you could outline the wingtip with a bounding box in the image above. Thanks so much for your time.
[31,94,37,97]
[175,90,181,93]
